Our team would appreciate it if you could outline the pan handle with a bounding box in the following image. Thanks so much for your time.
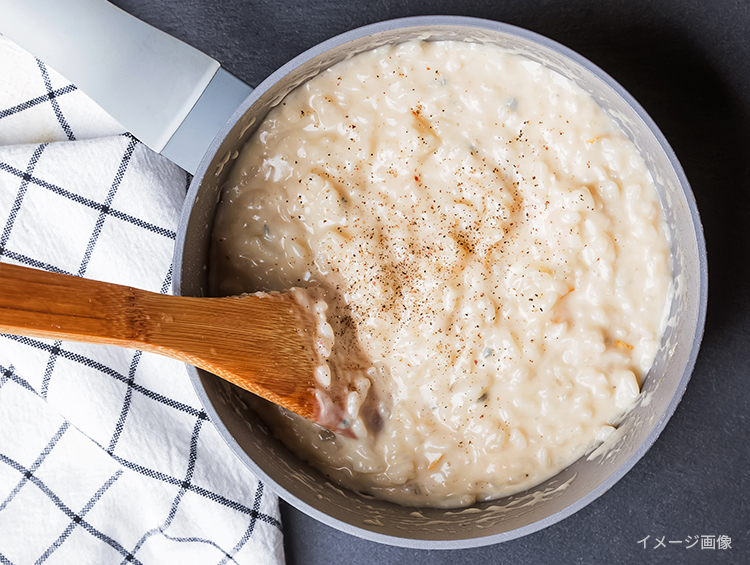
[0,0,252,174]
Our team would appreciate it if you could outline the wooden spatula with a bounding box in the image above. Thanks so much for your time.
[0,262,323,422]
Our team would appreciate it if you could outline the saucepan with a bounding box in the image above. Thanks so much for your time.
[3,1,707,548]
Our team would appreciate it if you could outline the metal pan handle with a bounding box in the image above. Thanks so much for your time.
[0,0,252,173]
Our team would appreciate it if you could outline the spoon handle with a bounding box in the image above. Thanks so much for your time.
[0,262,162,349]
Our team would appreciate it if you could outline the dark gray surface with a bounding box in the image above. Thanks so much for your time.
[112,0,749,563]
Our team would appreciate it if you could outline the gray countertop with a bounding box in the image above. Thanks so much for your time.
[112,1,749,563]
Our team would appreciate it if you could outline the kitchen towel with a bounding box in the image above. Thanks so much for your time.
[0,34,284,565]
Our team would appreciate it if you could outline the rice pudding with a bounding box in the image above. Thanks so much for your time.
[210,40,672,508]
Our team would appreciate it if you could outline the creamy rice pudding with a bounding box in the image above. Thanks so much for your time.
[210,40,671,508]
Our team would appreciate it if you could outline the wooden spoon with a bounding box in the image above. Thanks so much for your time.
[0,262,323,422]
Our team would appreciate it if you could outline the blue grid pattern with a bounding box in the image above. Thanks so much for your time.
[0,35,283,564]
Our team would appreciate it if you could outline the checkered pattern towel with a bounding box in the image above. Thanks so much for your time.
[0,34,284,564]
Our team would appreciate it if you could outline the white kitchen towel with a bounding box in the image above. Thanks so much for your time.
[0,34,285,565]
